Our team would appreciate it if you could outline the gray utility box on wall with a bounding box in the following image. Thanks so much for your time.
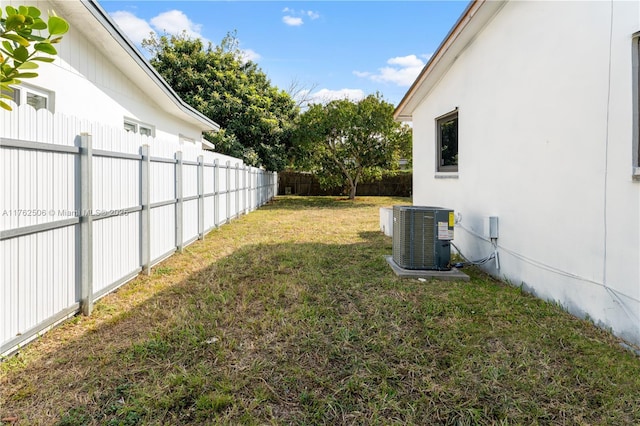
[392,206,454,270]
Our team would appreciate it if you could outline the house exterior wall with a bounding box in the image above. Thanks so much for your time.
[4,0,207,146]
[411,1,640,344]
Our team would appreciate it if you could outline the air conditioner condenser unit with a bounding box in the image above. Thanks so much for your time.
[392,206,454,270]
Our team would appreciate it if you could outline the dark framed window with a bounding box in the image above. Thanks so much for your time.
[437,110,458,172]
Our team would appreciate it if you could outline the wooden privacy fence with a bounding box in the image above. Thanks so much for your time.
[278,171,412,197]
[0,107,277,356]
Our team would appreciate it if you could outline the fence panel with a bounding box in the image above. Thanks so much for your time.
[93,213,141,296]
[149,161,174,206]
[203,160,215,232]
[182,199,199,244]
[218,162,228,225]
[150,205,175,263]
[1,109,277,356]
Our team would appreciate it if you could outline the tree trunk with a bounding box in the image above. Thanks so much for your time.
[348,174,360,200]
[349,184,357,200]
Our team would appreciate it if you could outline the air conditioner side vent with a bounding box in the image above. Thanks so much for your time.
[392,205,453,270]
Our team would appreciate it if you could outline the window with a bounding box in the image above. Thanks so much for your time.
[139,126,153,136]
[26,91,47,110]
[437,109,458,172]
[124,118,155,137]
[633,32,640,180]
[1,84,53,111]
[1,87,20,105]
[124,121,137,133]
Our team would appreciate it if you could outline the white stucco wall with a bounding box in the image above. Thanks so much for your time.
[411,1,640,344]
[5,0,207,145]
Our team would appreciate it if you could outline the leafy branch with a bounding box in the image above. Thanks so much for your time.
[0,5,69,110]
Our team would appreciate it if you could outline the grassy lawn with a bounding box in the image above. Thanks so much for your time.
[1,196,639,425]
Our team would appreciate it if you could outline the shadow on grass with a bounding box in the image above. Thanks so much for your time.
[2,235,640,425]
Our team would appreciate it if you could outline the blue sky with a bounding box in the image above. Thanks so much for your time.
[101,1,470,107]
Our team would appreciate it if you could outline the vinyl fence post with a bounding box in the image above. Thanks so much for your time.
[258,170,262,205]
[141,144,151,275]
[243,165,248,214]
[272,171,277,200]
[251,168,255,211]
[198,155,204,239]
[226,160,231,222]
[213,159,219,228]
[235,163,240,218]
[175,151,183,253]
[80,133,93,316]
[248,168,253,211]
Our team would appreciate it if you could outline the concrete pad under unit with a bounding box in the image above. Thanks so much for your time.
[385,256,470,281]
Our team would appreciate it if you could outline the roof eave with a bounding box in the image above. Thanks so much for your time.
[53,0,220,132]
[394,0,506,122]
[201,139,216,150]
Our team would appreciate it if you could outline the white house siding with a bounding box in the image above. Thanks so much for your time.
[4,0,207,145]
[411,1,640,344]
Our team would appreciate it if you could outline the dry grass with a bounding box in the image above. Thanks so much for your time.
[1,196,639,425]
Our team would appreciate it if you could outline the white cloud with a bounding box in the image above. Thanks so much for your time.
[110,9,261,65]
[309,88,365,104]
[111,11,156,45]
[111,9,207,44]
[282,8,320,26]
[282,16,304,26]
[240,48,261,63]
[355,54,432,87]
[150,10,204,39]
[370,66,422,86]
[387,54,424,68]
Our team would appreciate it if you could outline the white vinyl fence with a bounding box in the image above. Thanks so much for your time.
[1,106,277,356]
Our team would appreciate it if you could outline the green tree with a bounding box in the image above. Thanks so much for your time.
[293,93,412,200]
[0,5,69,110]
[143,32,299,171]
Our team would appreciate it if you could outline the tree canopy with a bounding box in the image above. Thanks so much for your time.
[143,32,299,171]
[0,5,69,110]
[293,93,412,199]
